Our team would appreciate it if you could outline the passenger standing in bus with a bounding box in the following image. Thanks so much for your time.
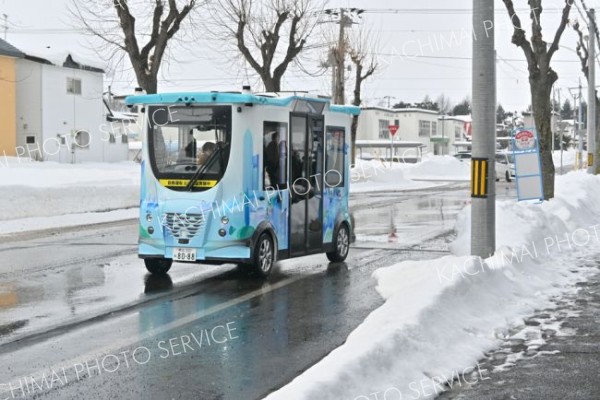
[184,130,197,159]
[265,131,279,187]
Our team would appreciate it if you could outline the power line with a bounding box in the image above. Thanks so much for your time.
[371,52,581,63]
[358,7,569,15]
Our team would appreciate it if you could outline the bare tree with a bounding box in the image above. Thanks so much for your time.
[436,94,453,115]
[347,28,378,164]
[70,0,200,94]
[210,0,323,92]
[574,0,600,173]
[501,0,573,199]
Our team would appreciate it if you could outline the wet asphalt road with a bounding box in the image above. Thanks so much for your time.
[0,181,517,399]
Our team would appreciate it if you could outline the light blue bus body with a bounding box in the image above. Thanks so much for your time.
[125,91,359,275]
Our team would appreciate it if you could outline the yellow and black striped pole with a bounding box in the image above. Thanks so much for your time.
[471,158,489,198]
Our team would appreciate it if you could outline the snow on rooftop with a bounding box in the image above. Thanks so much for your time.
[17,44,106,71]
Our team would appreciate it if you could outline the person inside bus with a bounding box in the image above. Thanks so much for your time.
[197,141,216,166]
[184,130,197,159]
[265,131,280,187]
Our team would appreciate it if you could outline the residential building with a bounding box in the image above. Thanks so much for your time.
[357,107,450,158]
[15,52,128,162]
[0,38,24,156]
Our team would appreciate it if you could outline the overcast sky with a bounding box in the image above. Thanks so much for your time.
[1,0,598,112]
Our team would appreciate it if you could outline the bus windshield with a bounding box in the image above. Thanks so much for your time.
[148,105,232,191]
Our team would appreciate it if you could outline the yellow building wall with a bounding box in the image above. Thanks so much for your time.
[0,56,17,156]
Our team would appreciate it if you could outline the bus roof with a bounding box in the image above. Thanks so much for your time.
[124,92,360,116]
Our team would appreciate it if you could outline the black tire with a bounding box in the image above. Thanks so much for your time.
[144,258,173,275]
[252,233,275,278]
[327,223,350,263]
[505,170,512,182]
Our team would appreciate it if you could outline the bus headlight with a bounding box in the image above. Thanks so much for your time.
[221,216,229,225]
[218,228,227,237]
[146,213,153,223]
[148,226,155,234]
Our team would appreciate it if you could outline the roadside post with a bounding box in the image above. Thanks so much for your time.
[388,125,399,167]
[471,0,496,258]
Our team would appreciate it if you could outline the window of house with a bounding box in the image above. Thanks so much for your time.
[419,120,431,137]
[109,133,116,143]
[378,120,389,139]
[26,136,35,144]
[67,78,82,95]
[431,121,437,136]
[455,126,462,140]
[263,121,288,190]
[326,127,345,187]
[121,134,129,144]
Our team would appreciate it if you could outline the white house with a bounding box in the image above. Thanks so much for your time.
[15,53,128,163]
[357,107,461,157]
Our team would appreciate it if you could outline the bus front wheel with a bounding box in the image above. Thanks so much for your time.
[327,223,350,263]
[252,233,275,278]
[145,258,173,275]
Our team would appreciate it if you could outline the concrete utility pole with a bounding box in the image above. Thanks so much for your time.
[471,0,496,258]
[329,49,337,100]
[588,9,597,174]
[324,8,362,104]
[579,80,584,169]
[335,9,348,105]
[2,14,7,41]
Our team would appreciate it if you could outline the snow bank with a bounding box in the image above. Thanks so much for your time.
[350,160,437,193]
[406,155,470,181]
[0,158,139,221]
[350,157,468,193]
[267,171,600,400]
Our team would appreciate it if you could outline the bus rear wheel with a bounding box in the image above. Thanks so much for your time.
[327,223,350,263]
[145,258,173,275]
[252,233,275,278]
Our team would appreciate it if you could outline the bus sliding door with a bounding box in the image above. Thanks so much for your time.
[289,114,324,256]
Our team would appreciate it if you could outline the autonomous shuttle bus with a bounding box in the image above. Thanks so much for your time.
[125,91,360,277]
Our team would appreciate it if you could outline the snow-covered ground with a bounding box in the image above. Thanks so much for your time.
[267,171,600,400]
[351,156,470,193]
[0,157,139,225]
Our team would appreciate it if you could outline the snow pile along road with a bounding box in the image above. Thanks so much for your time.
[350,160,436,193]
[266,171,600,400]
[406,154,470,181]
[0,157,140,221]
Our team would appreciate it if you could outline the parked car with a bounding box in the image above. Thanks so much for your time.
[495,152,516,182]
[453,152,472,161]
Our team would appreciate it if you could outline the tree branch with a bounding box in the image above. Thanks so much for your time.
[548,0,573,60]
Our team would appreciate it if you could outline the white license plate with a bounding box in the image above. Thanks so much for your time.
[173,248,196,262]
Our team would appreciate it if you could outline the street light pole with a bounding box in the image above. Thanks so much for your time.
[588,9,597,174]
[471,0,496,258]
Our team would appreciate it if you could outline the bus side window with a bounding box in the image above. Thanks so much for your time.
[325,127,345,188]
[263,122,288,190]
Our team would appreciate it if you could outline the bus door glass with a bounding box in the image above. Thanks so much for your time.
[289,114,324,255]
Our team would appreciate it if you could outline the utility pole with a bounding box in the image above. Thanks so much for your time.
[324,8,362,104]
[335,8,348,105]
[471,0,496,258]
[2,14,7,41]
[579,80,584,169]
[588,9,597,174]
[382,96,394,108]
[329,49,337,100]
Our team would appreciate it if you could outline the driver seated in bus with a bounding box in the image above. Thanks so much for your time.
[197,141,216,166]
